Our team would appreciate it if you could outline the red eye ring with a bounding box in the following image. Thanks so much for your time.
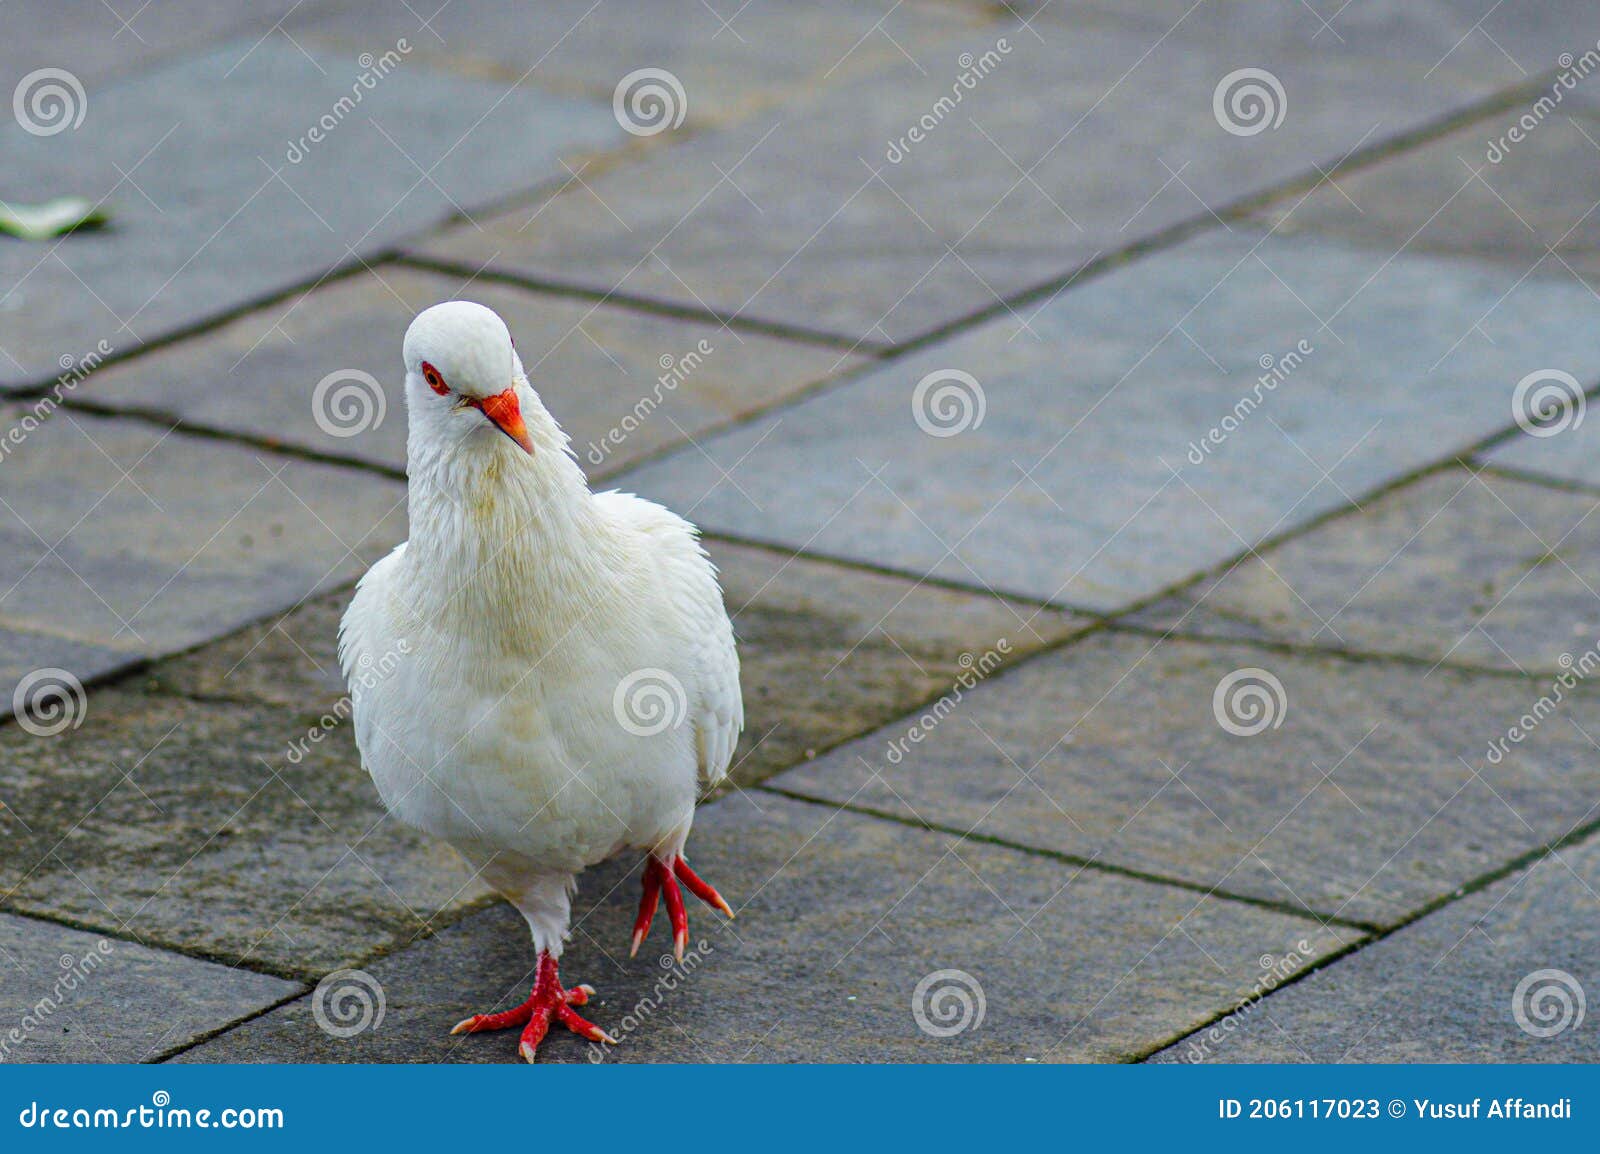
[421,360,449,396]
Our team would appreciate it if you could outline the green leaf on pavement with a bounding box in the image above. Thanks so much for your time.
[0,196,108,240]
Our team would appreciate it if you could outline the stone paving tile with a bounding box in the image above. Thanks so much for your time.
[0,534,1077,976]
[772,629,1600,928]
[0,39,619,390]
[1247,106,1600,287]
[293,0,982,129]
[81,265,865,478]
[1151,830,1600,1063]
[612,230,1600,611]
[407,15,1493,345]
[0,912,298,1063]
[0,405,406,688]
[175,793,1356,1063]
[1130,467,1600,674]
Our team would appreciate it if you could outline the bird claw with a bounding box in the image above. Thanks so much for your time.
[556,1003,617,1044]
[450,952,613,1062]
[630,854,733,959]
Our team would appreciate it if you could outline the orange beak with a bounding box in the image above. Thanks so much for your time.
[467,388,533,455]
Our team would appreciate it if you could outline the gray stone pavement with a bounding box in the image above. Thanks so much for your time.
[178,795,1355,1063]
[404,7,1504,346]
[1149,831,1600,1063]
[1130,467,1600,673]
[4,0,1600,1064]
[0,39,619,388]
[618,228,1600,609]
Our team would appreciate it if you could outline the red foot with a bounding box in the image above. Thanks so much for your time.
[450,951,616,1063]
[630,854,734,960]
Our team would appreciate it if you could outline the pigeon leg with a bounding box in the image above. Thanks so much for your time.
[450,951,615,1062]
[629,854,735,959]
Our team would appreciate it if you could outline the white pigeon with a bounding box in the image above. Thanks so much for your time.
[339,301,742,1062]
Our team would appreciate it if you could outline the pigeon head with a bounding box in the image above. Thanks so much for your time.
[402,301,534,455]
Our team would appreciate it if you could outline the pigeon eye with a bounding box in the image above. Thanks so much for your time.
[421,361,449,396]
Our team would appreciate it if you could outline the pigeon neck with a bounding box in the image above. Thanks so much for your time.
[402,427,606,642]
